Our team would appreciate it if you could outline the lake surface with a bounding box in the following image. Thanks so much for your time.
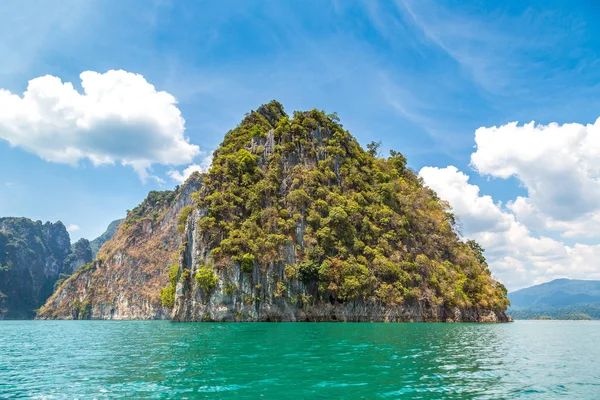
[1,321,599,399]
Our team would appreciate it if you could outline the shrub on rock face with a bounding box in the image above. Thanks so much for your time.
[160,264,180,307]
[160,286,175,307]
[177,206,194,233]
[195,266,218,291]
[240,254,255,273]
[168,264,179,286]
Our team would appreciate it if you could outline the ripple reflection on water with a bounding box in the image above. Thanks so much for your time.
[1,320,599,399]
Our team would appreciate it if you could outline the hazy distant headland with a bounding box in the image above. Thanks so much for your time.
[508,279,600,320]
[0,217,122,319]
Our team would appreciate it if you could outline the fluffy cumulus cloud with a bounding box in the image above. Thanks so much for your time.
[167,152,213,183]
[471,119,600,237]
[66,224,80,233]
[419,166,600,290]
[0,70,200,181]
[418,118,600,289]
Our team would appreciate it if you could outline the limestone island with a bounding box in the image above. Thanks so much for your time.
[38,101,511,322]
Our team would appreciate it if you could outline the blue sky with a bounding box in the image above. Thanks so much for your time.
[1,0,600,289]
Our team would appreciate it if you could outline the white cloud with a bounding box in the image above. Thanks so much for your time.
[419,165,600,290]
[168,164,204,184]
[66,224,80,233]
[167,152,213,183]
[471,118,600,238]
[0,70,200,181]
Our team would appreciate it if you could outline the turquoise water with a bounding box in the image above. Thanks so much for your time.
[1,321,599,399]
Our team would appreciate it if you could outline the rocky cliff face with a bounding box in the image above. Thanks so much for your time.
[0,218,72,319]
[171,101,510,322]
[37,174,202,320]
[37,101,511,322]
[173,213,509,322]
[64,238,94,273]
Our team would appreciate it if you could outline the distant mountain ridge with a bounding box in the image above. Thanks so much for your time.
[89,218,124,257]
[0,218,73,319]
[0,217,124,319]
[508,279,600,320]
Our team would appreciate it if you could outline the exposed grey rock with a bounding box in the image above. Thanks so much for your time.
[0,218,72,319]
[172,215,510,323]
[37,174,202,320]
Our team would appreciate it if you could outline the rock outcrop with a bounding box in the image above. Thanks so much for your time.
[37,101,511,322]
[37,174,201,320]
[171,101,511,322]
[0,218,72,319]
[64,238,94,273]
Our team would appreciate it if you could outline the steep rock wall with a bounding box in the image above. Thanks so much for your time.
[0,218,71,319]
[171,102,510,322]
[37,174,201,320]
[172,211,509,323]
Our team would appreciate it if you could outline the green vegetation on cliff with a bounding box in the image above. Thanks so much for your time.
[160,264,179,307]
[189,101,508,312]
[64,238,93,273]
[125,191,176,228]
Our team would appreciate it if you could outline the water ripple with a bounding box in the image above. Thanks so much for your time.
[1,321,599,398]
